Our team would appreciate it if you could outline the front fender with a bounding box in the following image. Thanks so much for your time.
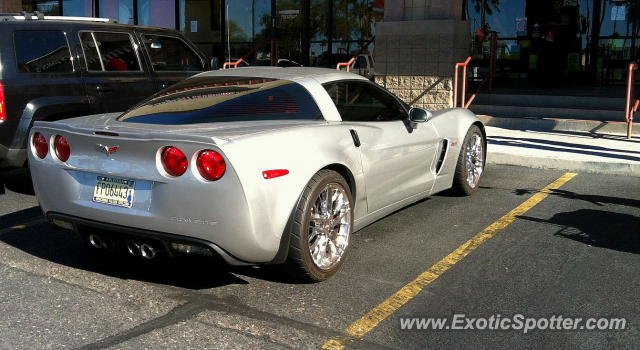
[428,108,483,193]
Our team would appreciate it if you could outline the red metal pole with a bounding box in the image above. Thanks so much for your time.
[626,63,637,139]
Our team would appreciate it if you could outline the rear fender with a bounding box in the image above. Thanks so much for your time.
[219,123,365,258]
[10,96,93,149]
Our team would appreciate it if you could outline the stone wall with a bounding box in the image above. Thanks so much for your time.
[374,19,470,110]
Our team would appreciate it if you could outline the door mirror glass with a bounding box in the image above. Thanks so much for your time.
[150,42,162,49]
[409,107,432,123]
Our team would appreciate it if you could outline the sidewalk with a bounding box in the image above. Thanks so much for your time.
[481,117,640,177]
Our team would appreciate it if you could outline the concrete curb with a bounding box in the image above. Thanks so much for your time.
[479,115,639,137]
[487,152,640,177]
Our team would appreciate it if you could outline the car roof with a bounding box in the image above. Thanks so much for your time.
[197,67,369,85]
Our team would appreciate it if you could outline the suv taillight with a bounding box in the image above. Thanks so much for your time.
[0,82,6,122]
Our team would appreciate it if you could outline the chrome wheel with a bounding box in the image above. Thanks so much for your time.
[465,133,484,188]
[307,183,352,270]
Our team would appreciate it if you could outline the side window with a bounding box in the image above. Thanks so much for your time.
[141,34,204,72]
[324,82,407,122]
[14,31,73,73]
[80,32,141,72]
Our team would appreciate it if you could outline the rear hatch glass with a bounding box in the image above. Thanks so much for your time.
[118,76,323,125]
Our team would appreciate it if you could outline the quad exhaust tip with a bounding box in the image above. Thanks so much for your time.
[88,234,103,249]
[126,241,141,257]
[140,244,157,260]
[126,241,158,259]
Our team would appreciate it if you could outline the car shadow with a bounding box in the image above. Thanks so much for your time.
[488,136,640,162]
[0,207,305,289]
[520,208,640,254]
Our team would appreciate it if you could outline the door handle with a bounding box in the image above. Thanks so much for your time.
[349,129,361,147]
[96,85,113,93]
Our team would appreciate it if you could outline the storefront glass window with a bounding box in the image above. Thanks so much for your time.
[63,0,93,17]
[227,0,253,42]
[98,0,134,24]
[138,0,175,28]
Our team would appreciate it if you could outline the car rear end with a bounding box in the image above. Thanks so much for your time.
[27,121,265,264]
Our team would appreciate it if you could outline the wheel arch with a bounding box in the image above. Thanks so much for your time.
[321,163,357,200]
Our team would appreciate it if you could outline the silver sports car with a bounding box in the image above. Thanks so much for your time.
[28,68,486,281]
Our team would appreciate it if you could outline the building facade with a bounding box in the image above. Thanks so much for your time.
[11,0,640,110]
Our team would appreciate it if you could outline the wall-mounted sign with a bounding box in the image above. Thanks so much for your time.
[279,9,299,20]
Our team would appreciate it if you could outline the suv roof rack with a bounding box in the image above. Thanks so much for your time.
[0,11,118,23]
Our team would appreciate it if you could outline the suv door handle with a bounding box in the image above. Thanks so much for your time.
[96,85,113,93]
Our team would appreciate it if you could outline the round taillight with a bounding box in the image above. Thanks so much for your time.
[54,135,71,162]
[161,146,188,177]
[33,132,48,159]
[196,150,226,181]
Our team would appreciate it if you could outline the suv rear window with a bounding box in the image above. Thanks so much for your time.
[14,31,73,73]
[80,32,141,72]
[118,76,323,124]
[142,34,204,71]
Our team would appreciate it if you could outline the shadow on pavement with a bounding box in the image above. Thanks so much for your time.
[488,136,640,162]
[0,208,304,289]
[520,209,640,254]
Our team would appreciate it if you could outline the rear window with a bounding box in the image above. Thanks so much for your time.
[117,76,323,125]
[14,30,73,73]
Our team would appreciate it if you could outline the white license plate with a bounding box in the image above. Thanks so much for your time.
[92,176,135,208]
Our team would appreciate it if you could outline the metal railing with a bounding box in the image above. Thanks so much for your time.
[222,58,245,69]
[453,57,472,108]
[625,63,638,139]
[336,57,356,72]
[454,31,498,109]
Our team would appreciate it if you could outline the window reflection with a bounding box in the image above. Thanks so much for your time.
[98,0,134,24]
[138,0,175,28]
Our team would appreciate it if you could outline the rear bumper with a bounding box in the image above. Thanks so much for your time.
[47,212,252,265]
[0,144,27,169]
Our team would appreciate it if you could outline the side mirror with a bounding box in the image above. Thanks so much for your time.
[409,107,432,125]
[210,57,219,70]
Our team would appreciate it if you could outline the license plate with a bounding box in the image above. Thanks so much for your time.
[93,176,135,208]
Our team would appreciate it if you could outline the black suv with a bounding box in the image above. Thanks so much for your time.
[0,13,209,170]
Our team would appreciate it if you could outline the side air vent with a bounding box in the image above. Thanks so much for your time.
[435,139,449,174]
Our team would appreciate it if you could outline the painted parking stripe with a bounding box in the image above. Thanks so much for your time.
[0,218,47,236]
[323,172,578,350]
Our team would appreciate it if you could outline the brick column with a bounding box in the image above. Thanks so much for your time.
[0,0,23,13]
[374,0,470,110]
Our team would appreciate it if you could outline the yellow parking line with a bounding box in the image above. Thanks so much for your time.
[323,172,578,350]
[0,218,47,236]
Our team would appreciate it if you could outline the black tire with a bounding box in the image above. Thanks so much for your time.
[283,169,353,282]
[451,125,486,196]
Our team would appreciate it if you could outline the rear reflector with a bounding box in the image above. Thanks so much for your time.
[33,132,48,159]
[196,150,226,181]
[262,169,289,179]
[54,135,71,162]
[161,146,188,177]
[0,82,6,122]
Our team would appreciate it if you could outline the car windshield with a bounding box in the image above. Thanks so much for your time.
[117,76,323,125]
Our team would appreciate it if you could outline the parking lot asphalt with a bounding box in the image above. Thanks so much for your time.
[0,165,638,350]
